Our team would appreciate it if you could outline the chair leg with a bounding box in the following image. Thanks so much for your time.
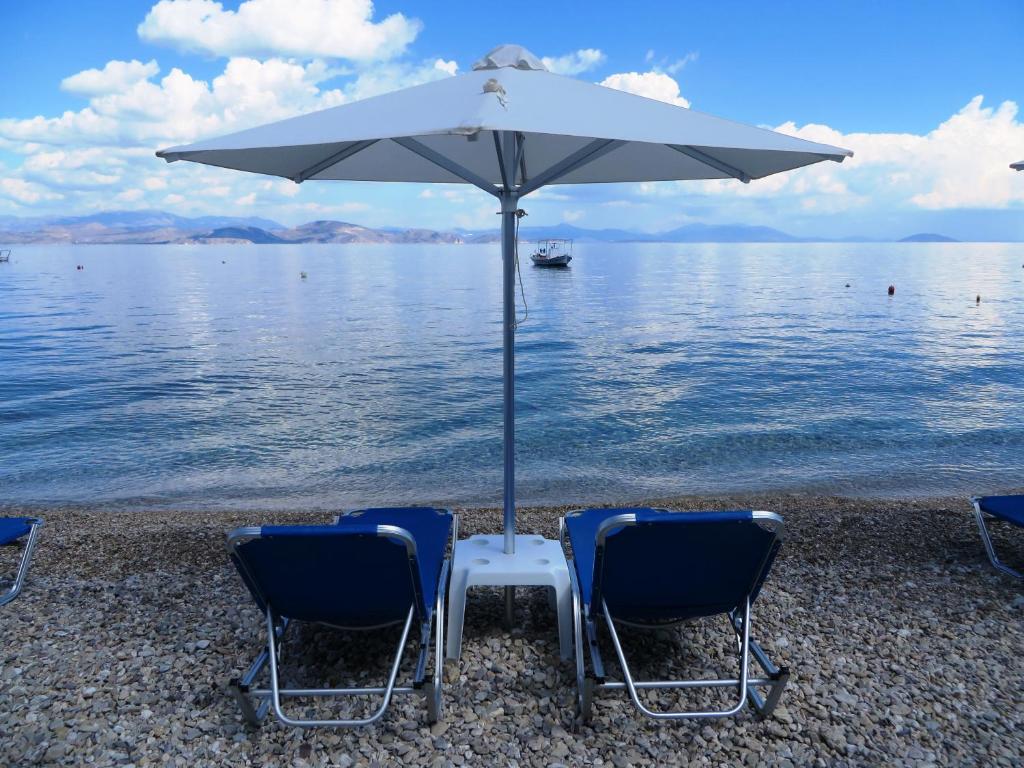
[426,561,448,724]
[0,521,42,608]
[263,605,416,728]
[445,566,469,660]
[727,613,790,718]
[973,503,1023,579]
[601,597,753,720]
[230,620,287,727]
[754,664,790,718]
[583,600,790,722]
[229,677,264,727]
[566,563,591,727]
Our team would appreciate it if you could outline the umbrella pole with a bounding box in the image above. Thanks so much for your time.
[501,188,518,626]
[501,190,518,556]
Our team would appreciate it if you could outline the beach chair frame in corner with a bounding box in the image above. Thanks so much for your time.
[0,517,43,607]
[970,496,1023,579]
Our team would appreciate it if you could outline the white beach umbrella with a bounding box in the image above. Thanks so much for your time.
[158,44,852,560]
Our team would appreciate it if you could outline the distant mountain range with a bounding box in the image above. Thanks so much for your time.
[0,209,965,245]
[898,233,959,243]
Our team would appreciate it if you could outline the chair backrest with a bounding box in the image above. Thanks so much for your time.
[229,525,424,628]
[0,517,36,547]
[595,509,782,623]
[976,495,1024,527]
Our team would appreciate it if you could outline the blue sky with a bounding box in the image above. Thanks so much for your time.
[1,0,1023,239]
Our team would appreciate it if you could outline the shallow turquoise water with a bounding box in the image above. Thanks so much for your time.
[1,242,1022,509]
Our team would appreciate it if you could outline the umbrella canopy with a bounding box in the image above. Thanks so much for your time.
[157,44,852,555]
[1012,161,1024,171]
[159,45,850,187]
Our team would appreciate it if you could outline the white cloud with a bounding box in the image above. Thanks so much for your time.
[417,185,465,204]
[0,50,383,218]
[342,57,456,102]
[2,12,1021,233]
[23,147,113,172]
[115,188,146,203]
[0,58,346,149]
[454,202,500,230]
[691,96,1024,212]
[644,50,699,75]
[61,60,161,96]
[433,58,458,76]
[0,178,62,203]
[20,147,125,190]
[600,71,690,107]
[542,49,605,76]
[260,179,301,197]
[138,0,420,61]
[293,200,371,216]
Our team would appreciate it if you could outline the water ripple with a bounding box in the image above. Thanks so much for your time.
[1,241,1023,509]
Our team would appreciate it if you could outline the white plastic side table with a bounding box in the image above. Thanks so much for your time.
[445,534,573,661]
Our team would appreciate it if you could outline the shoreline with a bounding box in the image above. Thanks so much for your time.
[4,487,1021,518]
[2,493,1022,765]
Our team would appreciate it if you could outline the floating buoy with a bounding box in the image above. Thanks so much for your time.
[845,283,850,288]
[887,284,895,296]
[300,271,308,279]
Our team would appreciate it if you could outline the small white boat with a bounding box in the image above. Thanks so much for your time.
[530,238,573,267]
[0,249,10,263]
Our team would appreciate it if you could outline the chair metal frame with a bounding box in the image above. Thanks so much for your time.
[226,515,455,728]
[970,497,1023,579]
[0,518,43,607]
[562,510,790,723]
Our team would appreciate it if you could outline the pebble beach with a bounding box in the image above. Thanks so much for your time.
[2,494,1022,767]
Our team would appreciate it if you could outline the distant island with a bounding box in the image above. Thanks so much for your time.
[898,233,959,243]
[0,210,971,245]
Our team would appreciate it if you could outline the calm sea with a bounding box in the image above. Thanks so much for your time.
[1,242,1022,509]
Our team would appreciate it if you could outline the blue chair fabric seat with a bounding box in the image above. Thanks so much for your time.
[563,507,789,722]
[337,506,452,617]
[976,496,1024,528]
[227,507,454,728]
[234,507,451,627]
[566,508,780,624]
[0,518,34,547]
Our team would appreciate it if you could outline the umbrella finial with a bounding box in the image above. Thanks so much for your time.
[473,45,547,72]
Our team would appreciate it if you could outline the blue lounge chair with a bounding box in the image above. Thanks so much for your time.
[970,495,1023,578]
[227,507,454,728]
[562,508,789,722]
[0,517,42,607]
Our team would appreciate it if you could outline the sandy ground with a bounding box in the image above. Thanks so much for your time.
[1,493,1022,767]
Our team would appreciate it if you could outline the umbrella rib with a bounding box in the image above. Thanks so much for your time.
[392,137,500,197]
[669,145,751,184]
[517,138,625,197]
[493,132,510,190]
[293,140,379,183]
[515,133,527,186]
